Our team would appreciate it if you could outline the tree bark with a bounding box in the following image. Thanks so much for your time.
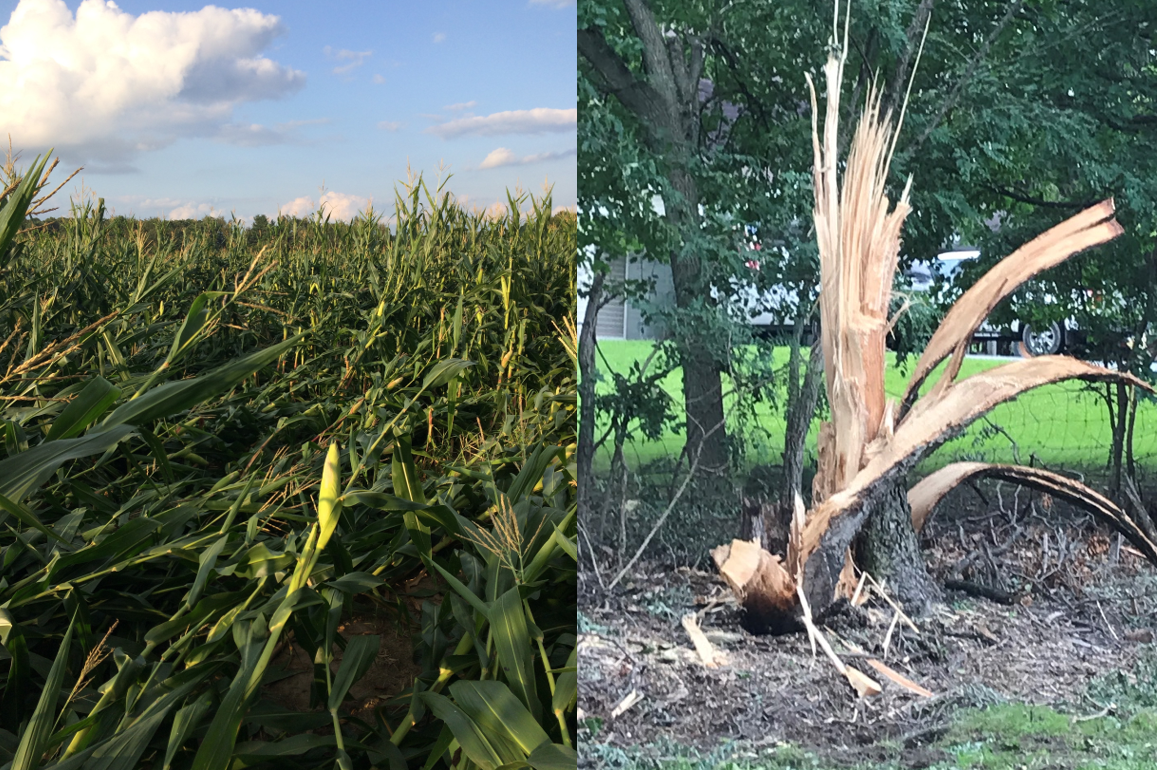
[783,323,824,508]
[666,166,729,476]
[578,270,605,526]
[859,479,942,614]
[1110,380,1127,495]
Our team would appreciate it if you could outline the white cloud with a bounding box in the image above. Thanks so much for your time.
[324,46,371,75]
[214,117,329,147]
[377,120,402,131]
[432,32,445,43]
[372,74,385,84]
[477,146,576,170]
[478,148,518,169]
[216,122,283,147]
[426,108,576,139]
[444,100,477,111]
[278,191,372,222]
[530,0,575,6]
[0,0,304,165]
[279,195,315,218]
[320,192,372,221]
[168,201,217,220]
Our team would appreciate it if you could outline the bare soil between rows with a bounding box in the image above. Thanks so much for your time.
[578,488,1157,768]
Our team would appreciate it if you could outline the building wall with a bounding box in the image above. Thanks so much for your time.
[577,255,676,341]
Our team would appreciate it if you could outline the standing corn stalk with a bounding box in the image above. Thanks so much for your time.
[714,3,1157,642]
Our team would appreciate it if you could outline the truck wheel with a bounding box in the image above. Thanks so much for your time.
[1021,321,1064,356]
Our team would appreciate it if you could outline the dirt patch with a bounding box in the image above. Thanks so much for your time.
[262,613,420,718]
[260,573,439,725]
[579,490,1157,767]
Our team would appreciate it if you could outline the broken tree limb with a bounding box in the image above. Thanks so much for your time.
[908,462,1157,565]
[711,540,801,634]
[900,199,1123,417]
[791,359,1150,620]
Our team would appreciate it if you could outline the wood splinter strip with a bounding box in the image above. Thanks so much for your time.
[681,613,720,668]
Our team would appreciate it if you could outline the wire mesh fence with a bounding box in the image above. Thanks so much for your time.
[586,346,1157,559]
[914,378,1157,489]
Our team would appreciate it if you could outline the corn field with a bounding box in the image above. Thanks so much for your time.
[0,156,577,770]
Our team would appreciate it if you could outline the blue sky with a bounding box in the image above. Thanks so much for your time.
[0,0,576,222]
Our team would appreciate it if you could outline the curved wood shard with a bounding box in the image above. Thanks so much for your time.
[797,357,1151,610]
[908,462,1157,564]
[901,199,1121,415]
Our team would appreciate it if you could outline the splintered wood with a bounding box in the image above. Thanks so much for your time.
[681,614,720,668]
[610,689,643,719]
[710,0,1156,709]
[866,659,935,698]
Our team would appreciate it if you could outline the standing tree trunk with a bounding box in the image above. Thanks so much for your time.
[784,313,824,510]
[1109,379,1128,495]
[579,2,730,480]
[578,270,605,525]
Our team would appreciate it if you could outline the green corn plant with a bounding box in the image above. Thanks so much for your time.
[0,156,576,770]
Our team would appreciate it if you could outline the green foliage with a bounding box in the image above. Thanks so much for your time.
[0,166,576,768]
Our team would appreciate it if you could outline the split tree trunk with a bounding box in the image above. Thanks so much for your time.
[714,10,1154,644]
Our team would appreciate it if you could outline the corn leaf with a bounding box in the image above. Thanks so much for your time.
[100,334,304,429]
[0,153,51,265]
[45,376,121,441]
[418,692,506,770]
[0,426,136,503]
[526,742,578,770]
[448,680,551,755]
[326,634,380,712]
[11,616,74,770]
[488,586,540,720]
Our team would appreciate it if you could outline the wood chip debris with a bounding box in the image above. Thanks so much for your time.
[866,658,935,697]
[681,613,721,668]
[610,689,643,718]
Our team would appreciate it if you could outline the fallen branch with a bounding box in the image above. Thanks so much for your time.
[610,689,643,719]
[944,578,1018,605]
[910,462,1157,564]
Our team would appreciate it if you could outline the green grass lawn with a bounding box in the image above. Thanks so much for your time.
[592,339,1157,478]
